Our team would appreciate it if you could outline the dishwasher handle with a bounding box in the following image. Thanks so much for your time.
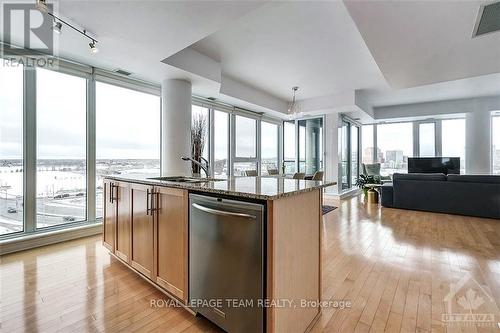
[192,202,257,220]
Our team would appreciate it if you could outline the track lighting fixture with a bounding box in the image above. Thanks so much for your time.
[52,20,62,34]
[35,0,100,55]
[89,41,99,54]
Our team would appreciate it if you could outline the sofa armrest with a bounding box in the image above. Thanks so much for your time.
[381,183,394,207]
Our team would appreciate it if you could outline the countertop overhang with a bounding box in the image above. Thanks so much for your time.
[104,174,336,200]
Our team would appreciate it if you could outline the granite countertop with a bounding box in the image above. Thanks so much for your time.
[104,173,336,200]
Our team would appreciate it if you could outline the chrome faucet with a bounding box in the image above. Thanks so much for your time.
[181,156,210,177]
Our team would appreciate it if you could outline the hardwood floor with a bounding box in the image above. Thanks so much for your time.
[1,195,499,332]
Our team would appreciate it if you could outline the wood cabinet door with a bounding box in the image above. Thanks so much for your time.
[103,179,116,252]
[154,187,188,302]
[130,183,155,279]
[115,181,131,263]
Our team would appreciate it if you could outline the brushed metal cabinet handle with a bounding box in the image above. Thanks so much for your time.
[192,203,256,219]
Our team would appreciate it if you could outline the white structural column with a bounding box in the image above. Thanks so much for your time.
[465,110,491,174]
[161,79,192,174]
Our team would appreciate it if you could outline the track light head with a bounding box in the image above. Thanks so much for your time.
[89,41,98,54]
[35,0,48,13]
[53,21,62,34]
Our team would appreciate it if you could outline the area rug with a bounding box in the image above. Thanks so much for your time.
[322,205,338,215]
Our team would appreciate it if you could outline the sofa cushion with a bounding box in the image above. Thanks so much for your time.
[447,174,500,184]
[363,163,381,176]
[393,173,447,181]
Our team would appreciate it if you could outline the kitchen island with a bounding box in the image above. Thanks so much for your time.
[102,174,335,333]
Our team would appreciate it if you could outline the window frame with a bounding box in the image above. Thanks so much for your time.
[362,116,468,177]
[232,112,260,171]
[492,114,500,174]
[0,50,285,241]
[260,120,280,175]
[0,56,162,241]
[35,67,89,230]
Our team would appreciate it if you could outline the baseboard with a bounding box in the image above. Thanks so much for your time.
[0,223,102,255]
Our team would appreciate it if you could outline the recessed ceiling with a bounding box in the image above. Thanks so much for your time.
[191,1,388,101]
[344,0,500,89]
[360,72,500,108]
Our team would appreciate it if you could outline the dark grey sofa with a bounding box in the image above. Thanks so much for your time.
[381,173,500,219]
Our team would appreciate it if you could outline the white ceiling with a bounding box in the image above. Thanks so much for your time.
[1,0,266,85]
[191,1,388,101]
[1,0,499,118]
[344,0,500,89]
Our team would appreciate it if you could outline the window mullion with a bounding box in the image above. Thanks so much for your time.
[23,67,36,233]
[256,120,261,175]
[86,74,96,222]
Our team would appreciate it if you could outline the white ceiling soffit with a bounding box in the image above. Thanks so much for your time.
[359,72,500,108]
[191,1,387,101]
[0,1,267,84]
[162,47,289,115]
[344,0,500,89]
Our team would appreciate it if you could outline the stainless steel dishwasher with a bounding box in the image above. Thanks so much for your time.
[189,193,264,333]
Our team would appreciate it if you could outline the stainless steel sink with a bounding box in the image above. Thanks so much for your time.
[147,176,223,184]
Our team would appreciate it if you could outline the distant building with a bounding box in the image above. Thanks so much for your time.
[363,147,383,163]
[386,150,404,163]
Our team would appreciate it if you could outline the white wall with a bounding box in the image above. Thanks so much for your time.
[466,111,491,174]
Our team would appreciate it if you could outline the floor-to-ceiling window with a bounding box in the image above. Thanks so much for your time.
[340,120,349,190]
[493,115,500,174]
[192,105,209,161]
[442,119,465,174]
[351,125,359,185]
[361,125,374,164]
[0,65,24,235]
[233,115,258,175]
[377,122,413,176]
[96,82,160,218]
[283,121,296,174]
[418,122,436,157]
[36,68,87,229]
[213,110,229,176]
[261,122,279,175]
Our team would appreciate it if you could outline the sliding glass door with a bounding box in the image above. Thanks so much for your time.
[340,120,349,190]
[297,118,323,174]
[339,119,360,191]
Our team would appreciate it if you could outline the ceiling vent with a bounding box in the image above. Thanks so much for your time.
[473,1,500,37]
[115,69,132,76]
